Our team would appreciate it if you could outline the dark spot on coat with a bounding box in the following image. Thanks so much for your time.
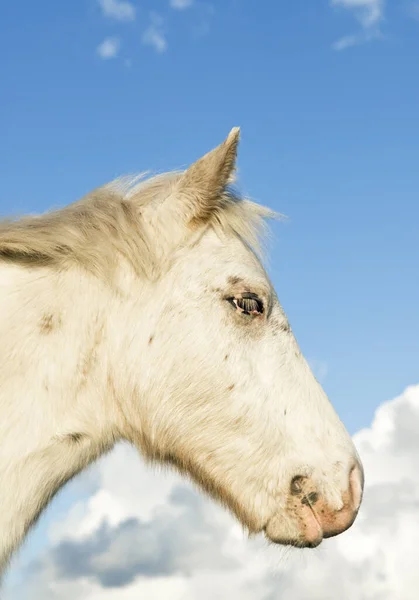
[227,384,235,391]
[66,432,85,443]
[228,276,243,286]
[224,354,229,361]
[284,409,287,416]
[76,318,104,390]
[231,414,247,429]
[39,313,61,334]
[148,335,154,345]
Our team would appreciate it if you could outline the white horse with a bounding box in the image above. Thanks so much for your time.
[0,128,363,576]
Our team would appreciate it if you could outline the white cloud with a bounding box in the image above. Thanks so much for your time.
[332,0,383,27]
[332,33,360,50]
[96,37,120,59]
[331,0,383,26]
[4,384,419,599]
[170,0,194,9]
[142,13,168,54]
[97,0,136,22]
[331,0,384,49]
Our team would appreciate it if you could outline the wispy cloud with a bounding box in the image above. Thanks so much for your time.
[97,0,136,22]
[142,13,168,54]
[331,0,383,27]
[170,0,194,9]
[96,37,120,59]
[95,0,207,60]
[331,0,384,50]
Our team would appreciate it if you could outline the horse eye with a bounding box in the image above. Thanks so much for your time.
[228,294,264,316]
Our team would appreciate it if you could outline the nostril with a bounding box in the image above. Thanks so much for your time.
[290,475,305,495]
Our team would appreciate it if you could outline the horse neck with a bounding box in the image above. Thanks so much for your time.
[0,263,125,574]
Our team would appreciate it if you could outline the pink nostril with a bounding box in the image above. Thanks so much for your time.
[349,462,364,512]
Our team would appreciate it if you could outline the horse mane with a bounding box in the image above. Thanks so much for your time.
[0,171,275,282]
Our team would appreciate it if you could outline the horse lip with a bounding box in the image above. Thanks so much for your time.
[262,518,324,549]
[263,529,323,549]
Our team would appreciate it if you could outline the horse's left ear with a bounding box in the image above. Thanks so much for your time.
[178,127,240,226]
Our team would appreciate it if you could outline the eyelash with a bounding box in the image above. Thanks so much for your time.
[227,294,264,316]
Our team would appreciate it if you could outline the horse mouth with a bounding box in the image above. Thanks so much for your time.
[262,514,324,549]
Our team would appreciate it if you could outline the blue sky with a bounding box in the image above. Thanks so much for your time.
[2,1,419,596]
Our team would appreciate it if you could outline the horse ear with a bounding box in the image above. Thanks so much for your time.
[178,127,240,226]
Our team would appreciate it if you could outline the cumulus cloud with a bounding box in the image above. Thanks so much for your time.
[331,0,384,49]
[96,37,120,59]
[33,487,237,590]
[97,0,136,22]
[4,384,419,599]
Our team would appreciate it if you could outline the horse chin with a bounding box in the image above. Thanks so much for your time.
[264,530,324,549]
[263,509,324,549]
